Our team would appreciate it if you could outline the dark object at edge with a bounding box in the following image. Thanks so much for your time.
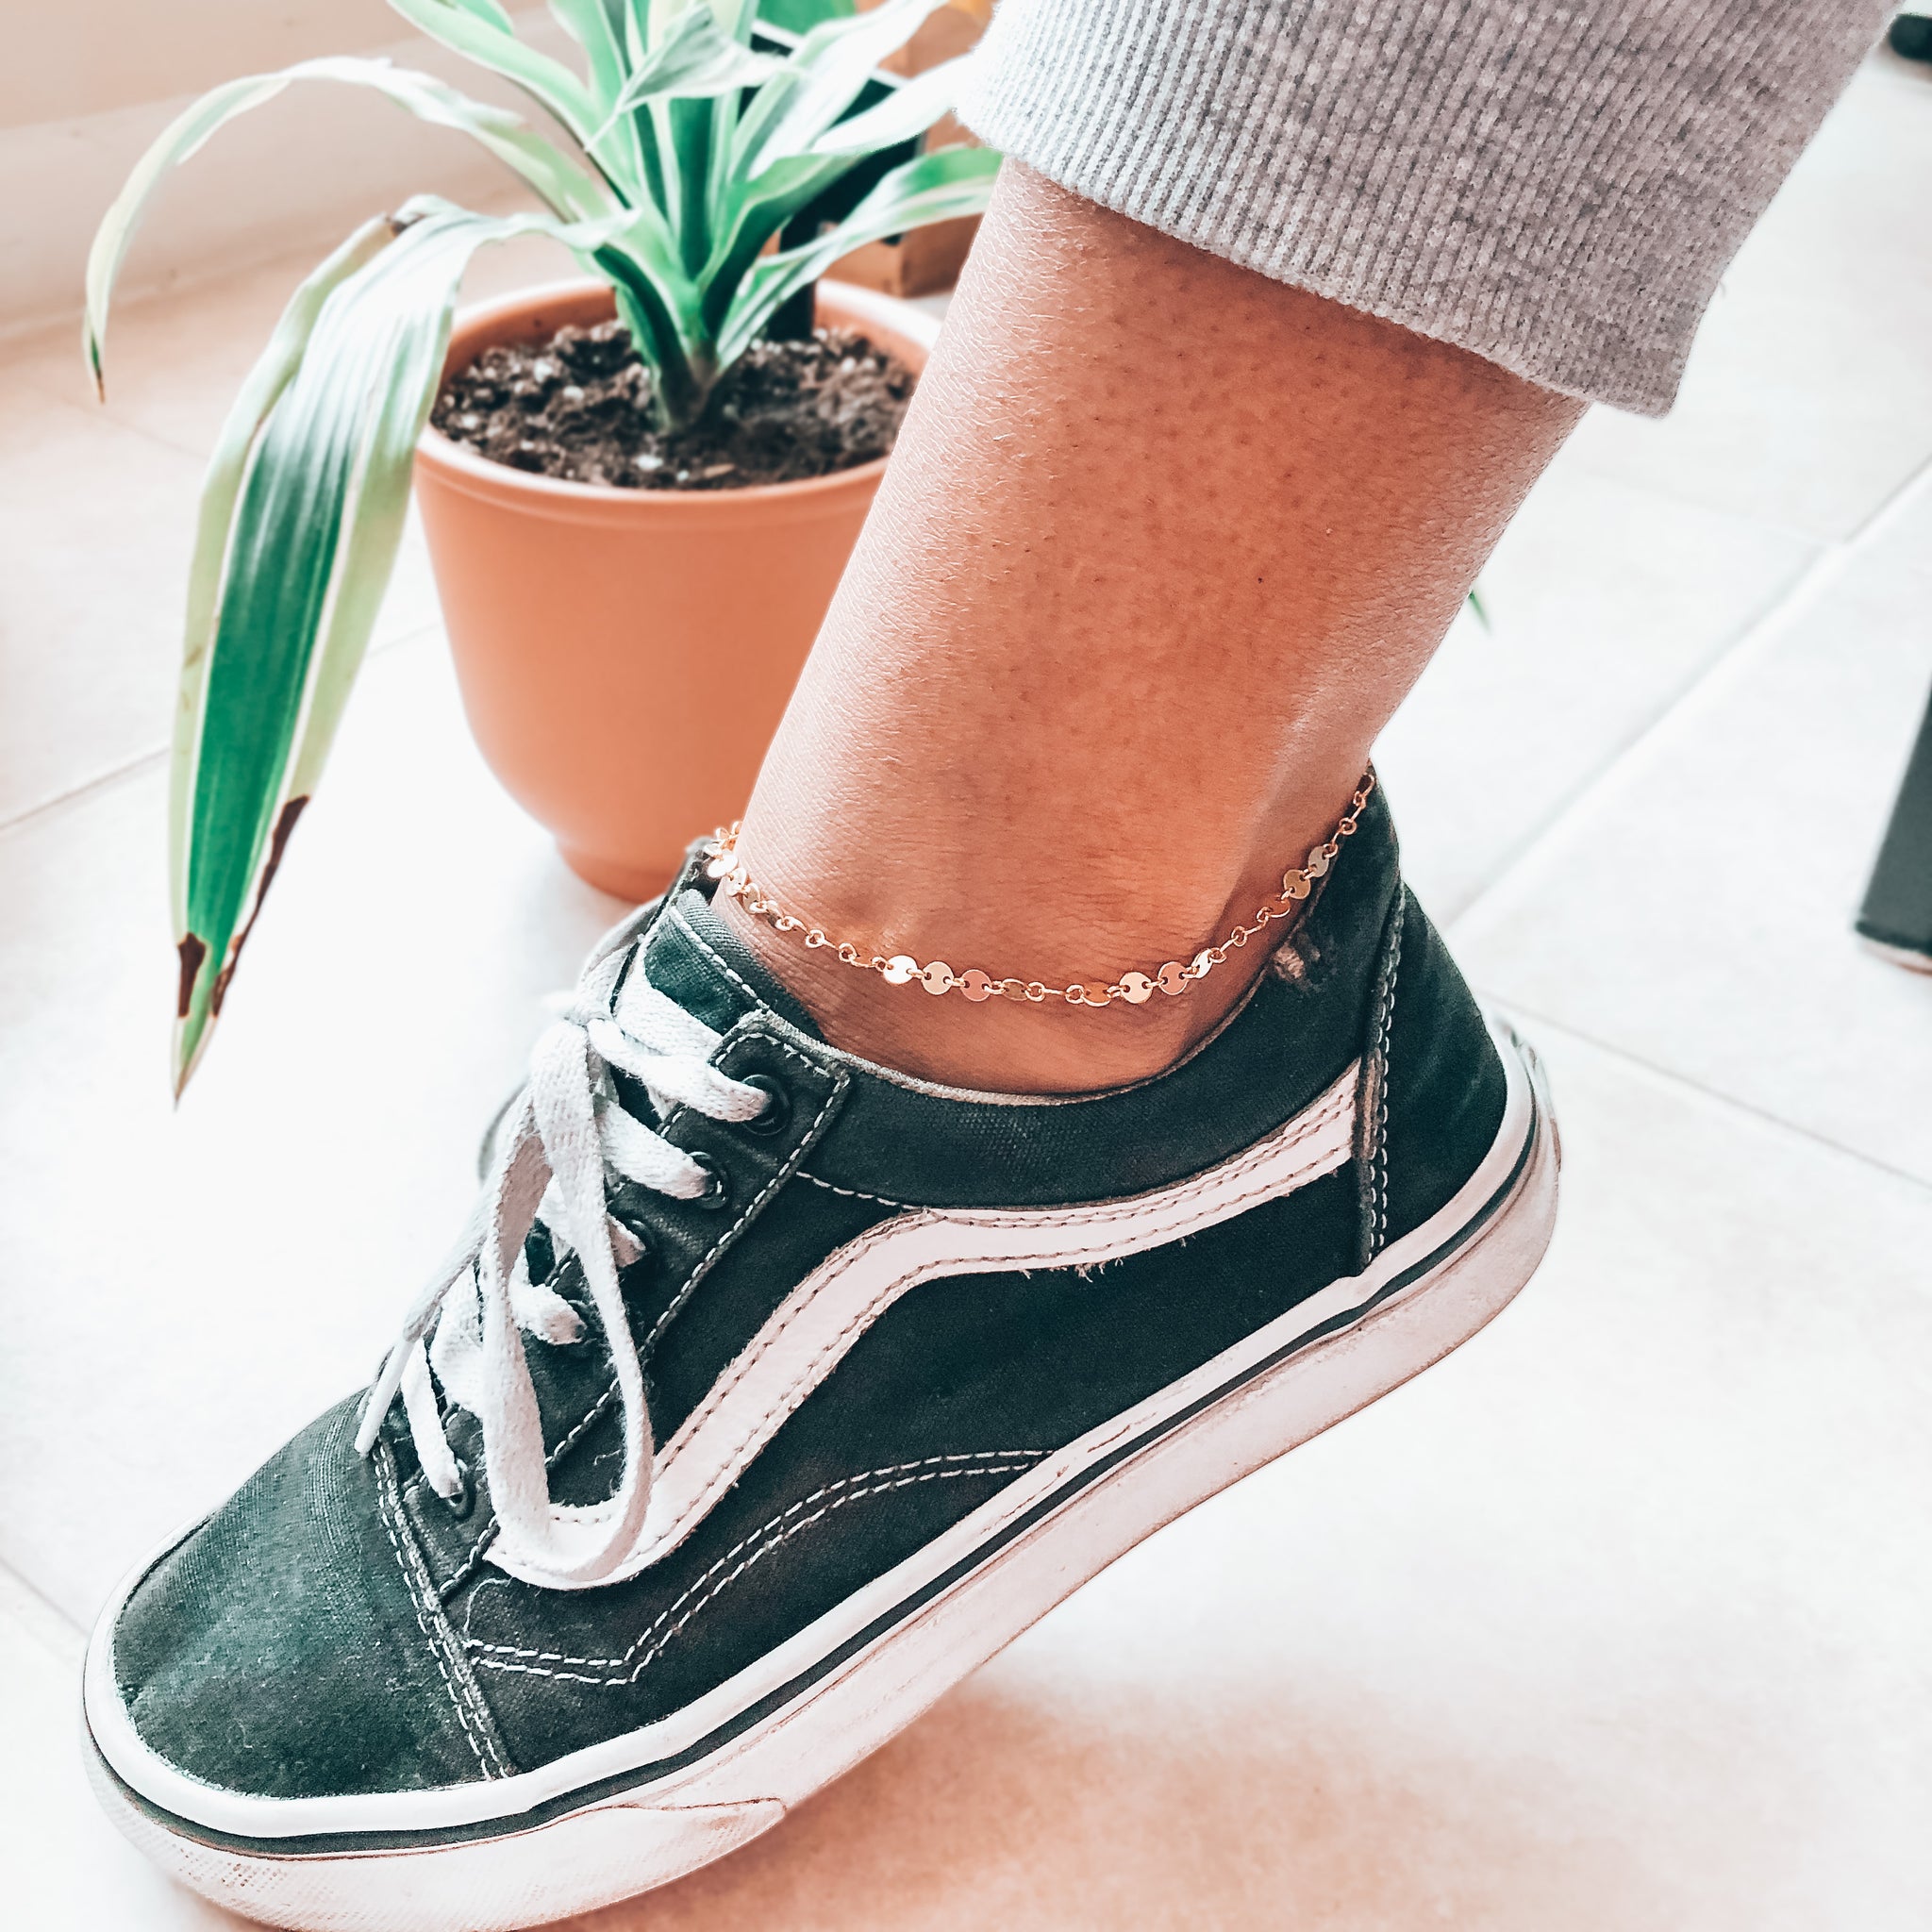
[1890,13,1932,62]
[1857,684,1932,970]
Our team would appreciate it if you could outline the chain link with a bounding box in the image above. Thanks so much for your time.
[704,771,1376,1009]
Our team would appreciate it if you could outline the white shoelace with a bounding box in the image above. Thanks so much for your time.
[354,907,773,1590]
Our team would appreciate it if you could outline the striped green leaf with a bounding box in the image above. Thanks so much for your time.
[757,0,856,31]
[385,0,605,145]
[720,142,998,363]
[595,2,777,140]
[170,215,399,943]
[806,52,969,157]
[732,0,952,179]
[167,200,619,1092]
[86,56,614,392]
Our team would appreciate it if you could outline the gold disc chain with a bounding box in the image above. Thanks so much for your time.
[703,770,1376,1009]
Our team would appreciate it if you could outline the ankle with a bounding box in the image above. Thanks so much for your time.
[709,774,1374,1093]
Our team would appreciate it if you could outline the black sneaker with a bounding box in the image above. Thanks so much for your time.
[84,786,1557,1931]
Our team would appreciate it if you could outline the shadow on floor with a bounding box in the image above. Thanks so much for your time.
[558,1666,1658,1932]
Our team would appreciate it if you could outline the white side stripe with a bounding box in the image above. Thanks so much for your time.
[494,1063,1359,1587]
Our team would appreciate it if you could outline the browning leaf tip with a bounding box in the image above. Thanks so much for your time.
[175,933,208,1019]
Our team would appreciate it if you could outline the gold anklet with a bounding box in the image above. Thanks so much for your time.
[703,771,1376,1010]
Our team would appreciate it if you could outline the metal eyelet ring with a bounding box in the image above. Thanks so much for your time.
[739,1074,791,1137]
[687,1151,731,1209]
[443,1457,476,1522]
[523,1221,556,1287]
[553,1294,599,1347]
[608,1210,656,1270]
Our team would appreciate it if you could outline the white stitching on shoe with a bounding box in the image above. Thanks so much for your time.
[653,1077,1355,1548]
[664,906,787,1013]
[458,1060,1348,1598]
[358,945,806,1591]
[1374,910,1403,1257]
[462,1451,1043,1686]
[640,1032,841,1363]
[374,1441,512,1777]
[541,1041,841,1457]
[1352,897,1403,1269]
[794,1171,919,1209]
[433,1030,843,1600]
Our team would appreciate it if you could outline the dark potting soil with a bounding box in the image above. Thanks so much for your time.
[430,321,916,491]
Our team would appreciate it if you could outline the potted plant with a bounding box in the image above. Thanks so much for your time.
[85,0,998,1093]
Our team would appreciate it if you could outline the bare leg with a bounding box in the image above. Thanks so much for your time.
[720,162,1582,1091]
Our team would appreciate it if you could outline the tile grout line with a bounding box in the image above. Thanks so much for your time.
[0,747,167,841]
[1448,538,1857,939]
[0,1553,88,1663]
[1557,452,1829,552]
[0,619,449,841]
[21,375,214,469]
[1451,439,1932,940]
[1484,991,1932,1204]
[1422,524,1828,925]
[1845,446,1932,554]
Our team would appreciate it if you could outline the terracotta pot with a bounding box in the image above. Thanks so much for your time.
[414,278,939,900]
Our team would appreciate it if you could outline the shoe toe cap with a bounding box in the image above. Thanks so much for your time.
[96,1397,502,1804]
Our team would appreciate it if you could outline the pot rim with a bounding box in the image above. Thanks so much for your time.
[414,277,939,521]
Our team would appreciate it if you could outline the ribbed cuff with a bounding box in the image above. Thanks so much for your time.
[958,0,1888,413]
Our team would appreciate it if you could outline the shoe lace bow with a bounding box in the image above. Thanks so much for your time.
[354,909,773,1589]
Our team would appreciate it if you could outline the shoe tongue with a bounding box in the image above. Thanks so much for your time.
[637,888,824,1041]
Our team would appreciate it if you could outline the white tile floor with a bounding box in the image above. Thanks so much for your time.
[2,48,1929,1932]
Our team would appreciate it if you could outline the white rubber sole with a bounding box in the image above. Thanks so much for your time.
[86,1028,1557,1932]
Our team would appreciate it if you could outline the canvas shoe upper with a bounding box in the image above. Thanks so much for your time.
[83,784,1558,1932]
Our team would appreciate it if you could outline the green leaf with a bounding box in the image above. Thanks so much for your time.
[590,2,777,272]
[548,0,628,105]
[170,214,398,941]
[598,0,777,130]
[720,141,996,362]
[757,0,856,31]
[449,0,518,26]
[806,52,967,156]
[85,56,614,388]
[589,205,709,413]
[697,147,856,330]
[643,0,692,51]
[669,97,718,273]
[695,41,969,320]
[546,0,667,209]
[596,194,700,329]
[170,198,618,1092]
[732,0,952,180]
[384,0,604,144]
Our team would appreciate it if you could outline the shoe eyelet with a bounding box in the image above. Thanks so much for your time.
[608,1201,657,1268]
[555,1297,598,1350]
[688,1151,731,1210]
[523,1222,556,1286]
[443,1457,476,1521]
[613,1240,655,1291]
[739,1074,791,1137]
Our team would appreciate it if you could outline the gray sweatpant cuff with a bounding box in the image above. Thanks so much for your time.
[958,0,1889,414]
